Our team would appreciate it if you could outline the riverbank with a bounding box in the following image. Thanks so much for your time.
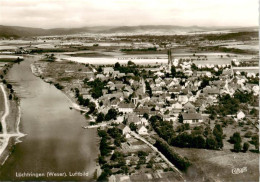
[0,61,25,166]
[30,63,88,113]
[0,84,23,165]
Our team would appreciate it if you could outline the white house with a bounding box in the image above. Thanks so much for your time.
[140,118,149,126]
[173,58,179,67]
[237,111,245,120]
[103,67,114,74]
[182,113,203,124]
[121,125,131,135]
[178,95,189,104]
[137,125,148,135]
[172,102,182,109]
[252,85,259,95]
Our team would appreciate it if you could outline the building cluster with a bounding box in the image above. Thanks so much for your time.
[71,50,259,137]
[33,48,260,137]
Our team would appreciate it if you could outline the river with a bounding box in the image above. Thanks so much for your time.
[0,56,99,180]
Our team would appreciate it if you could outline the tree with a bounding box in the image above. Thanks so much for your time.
[97,66,102,73]
[129,122,137,131]
[213,124,223,136]
[203,126,212,137]
[234,141,241,152]
[96,113,105,123]
[143,113,149,120]
[206,135,217,149]
[171,93,176,99]
[230,132,242,152]
[154,138,191,172]
[230,132,242,144]
[184,123,190,130]
[171,66,176,77]
[87,102,96,114]
[191,63,197,71]
[251,135,259,151]
[105,108,118,121]
[111,151,124,161]
[87,79,106,99]
[250,108,258,116]
[98,155,106,165]
[192,135,206,148]
[127,60,135,66]
[123,117,127,125]
[6,83,12,89]
[213,124,223,149]
[178,114,183,123]
[114,62,120,69]
[243,142,249,152]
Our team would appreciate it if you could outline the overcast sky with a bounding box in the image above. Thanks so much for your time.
[0,0,258,28]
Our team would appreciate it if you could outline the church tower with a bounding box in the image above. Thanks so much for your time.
[167,49,173,71]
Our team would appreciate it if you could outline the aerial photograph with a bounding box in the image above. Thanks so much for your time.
[0,0,259,181]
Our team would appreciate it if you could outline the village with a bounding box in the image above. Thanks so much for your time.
[31,47,259,181]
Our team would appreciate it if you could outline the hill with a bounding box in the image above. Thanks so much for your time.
[0,25,258,38]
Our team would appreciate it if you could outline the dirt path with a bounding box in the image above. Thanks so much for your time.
[0,84,25,162]
[0,84,10,158]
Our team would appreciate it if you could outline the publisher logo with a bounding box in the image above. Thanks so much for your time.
[232,167,247,174]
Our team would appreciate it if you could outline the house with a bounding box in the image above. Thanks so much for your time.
[140,118,149,126]
[134,106,150,116]
[182,113,203,124]
[178,94,189,104]
[96,74,107,80]
[152,87,163,94]
[127,113,142,124]
[137,125,148,135]
[203,86,220,96]
[112,71,120,77]
[183,102,195,111]
[103,67,114,74]
[118,102,135,113]
[115,83,125,90]
[168,86,181,94]
[163,115,176,122]
[196,71,212,77]
[110,98,120,107]
[118,124,131,135]
[117,73,126,77]
[237,111,245,120]
[126,73,135,77]
[82,94,92,100]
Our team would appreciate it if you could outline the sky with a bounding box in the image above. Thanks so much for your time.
[0,0,258,28]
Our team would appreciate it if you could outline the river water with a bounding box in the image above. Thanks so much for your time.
[0,56,99,180]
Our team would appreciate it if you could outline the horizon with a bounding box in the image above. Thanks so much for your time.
[0,0,258,29]
[0,24,258,30]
